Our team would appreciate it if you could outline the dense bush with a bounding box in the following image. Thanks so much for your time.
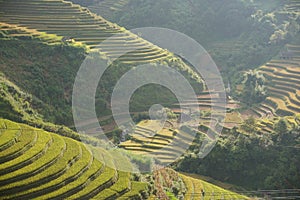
[176,126,300,189]
[240,70,267,105]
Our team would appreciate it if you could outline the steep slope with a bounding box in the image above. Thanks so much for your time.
[255,44,300,117]
[180,173,248,199]
[0,0,203,128]
[71,0,130,19]
[0,0,195,67]
[119,119,217,165]
[0,31,86,125]
[86,0,299,84]
[0,71,106,150]
[149,167,249,199]
[0,118,148,199]
[0,22,65,45]
[0,72,45,124]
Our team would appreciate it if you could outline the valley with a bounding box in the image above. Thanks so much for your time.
[0,0,299,199]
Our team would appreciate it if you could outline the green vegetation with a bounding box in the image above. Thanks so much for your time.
[0,0,203,134]
[180,48,300,190]
[254,44,300,117]
[119,120,192,165]
[180,173,248,199]
[0,72,103,146]
[240,70,267,105]
[86,0,300,93]
[0,118,149,199]
[0,35,200,139]
[0,0,299,197]
[176,120,300,189]
[71,0,130,19]
[88,0,294,79]
[0,0,202,71]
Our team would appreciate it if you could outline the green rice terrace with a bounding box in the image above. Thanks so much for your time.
[149,167,250,200]
[0,118,148,199]
[0,0,177,64]
[0,22,63,44]
[119,120,194,165]
[119,119,221,166]
[0,118,250,199]
[0,0,300,199]
[180,173,248,200]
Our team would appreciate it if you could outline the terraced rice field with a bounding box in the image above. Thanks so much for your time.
[119,120,213,165]
[210,40,245,54]
[0,22,64,44]
[256,44,300,117]
[0,0,175,64]
[180,173,248,200]
[285,0,300,13]
[171,91,230,113]
[255,115,299,135]
[256,119,274,134]
[0,118,148,199]
[171,90,240,129]
[88,0,129,18]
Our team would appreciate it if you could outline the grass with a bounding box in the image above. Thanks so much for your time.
[182,174,194,199]
[0,133,65,184]
[137,120,165,131]
[109,171,131,193]
[120,120,177,155]
[0,22,63,45]
[156,128,175,139]
[0,129,20,150]
[120,120,197,165]
[66,166,116,199]
[86,149,146,199]
[268,84,300,108]
[94,170,131,199]
[0,119,149,199]
[35,160,103,199]
[224,112,243,124]
[0,0,179,64]
[37,147,114,199]
[0,119,21,150]
[0,137,81,194]
[118,181,148,200]
[0,130,52,175]
[0,128,37,163]
[94,188,118,199]
[180,173,249,200]
[256,120,274,134]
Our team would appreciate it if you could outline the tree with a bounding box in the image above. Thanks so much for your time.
[240,117,258,134]
[241,70,267,105]
[274,118,288,134]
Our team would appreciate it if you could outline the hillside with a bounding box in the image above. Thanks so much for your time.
[0,118,149,199]
[180,173,248,199]
[256,44,300,117]
[0,0,299,197]
[0,118,253,199]
[71,0,130,20]
[0,0,199,67]
[172,43,300,190]
[84,0,299,83]
[0,0,203,129]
